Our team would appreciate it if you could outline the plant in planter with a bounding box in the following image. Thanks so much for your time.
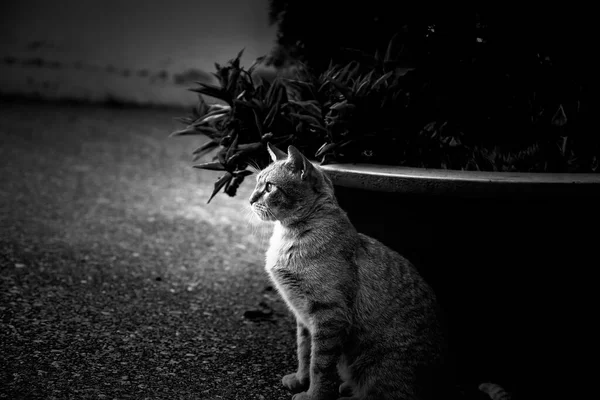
[266,3,599,172]
[173,31,597,202]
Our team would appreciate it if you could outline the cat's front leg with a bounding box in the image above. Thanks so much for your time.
[294,314,346,400]
[282,321,311,393]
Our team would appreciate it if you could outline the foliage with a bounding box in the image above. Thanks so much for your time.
[170,50,323,203]
[265,3,598,170]
[303,45,598,173]
[173,15,598,201]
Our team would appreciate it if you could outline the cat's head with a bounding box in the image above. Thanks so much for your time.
[249,143,335,224]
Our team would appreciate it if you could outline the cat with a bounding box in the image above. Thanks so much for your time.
[249,143,448,400]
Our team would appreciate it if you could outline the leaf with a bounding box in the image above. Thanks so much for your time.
[347,61,361,80]
[234,99,257,110]
[216,147,227,164]
[225,153,241,166]
[317,80,331,94]
[282,78,315,98]
[449,137,461,147]
[356,79,372,97]
[287,100,322,117]
[253,109,263,135]
[192,108,230,126]
[330,100,355,112]
[560,136,568,156]
[271,84,287,109]
[169,126,201,137]
[216,66,231,89]
[247,55,266,75]
[263,102,280,129]
[192,161,226,171]
[207,173,233,204]
[552,104,567,127]
[226,68,241,94]
[196,126,223,137]
[334,61,360,83]
[170,125,221,138]
[224,175,244,197]
[265,80,280,108]
[226,143,264,166]
[208,103,232,112]
[308,123,327,133]
[315,142,341,158]
[234,169,254,178]
[289,112,323,128]
[236,90,247,100]
[173,116,194,125]
[251,98,264,109]
[189,83,232,105]
[330,65,344,81]
[421,121,437,137]
[384,33,399,63]
[261,133,274,142]
[320,153,337,165]
[192,140,221,161]
[360,70,375,86]
[195,95,209,117]
[253,73,266,94]
[272,134,294,146]
[325,78,353,101]
[231,48,245,68]
[225,134,239,162]
[372,71,393,89]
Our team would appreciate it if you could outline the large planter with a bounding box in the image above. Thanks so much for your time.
[320,163,600,398]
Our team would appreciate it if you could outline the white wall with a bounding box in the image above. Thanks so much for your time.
[0,0,277,107]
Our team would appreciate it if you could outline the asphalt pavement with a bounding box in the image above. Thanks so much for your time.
[0,100,297,400]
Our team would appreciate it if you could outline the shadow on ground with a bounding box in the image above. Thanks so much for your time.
[0,100,296,399]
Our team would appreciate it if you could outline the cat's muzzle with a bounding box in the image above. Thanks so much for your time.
[252,203,274,221]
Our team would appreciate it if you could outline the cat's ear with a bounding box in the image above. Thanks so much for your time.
[267,142,287,162]
[287,145,313,180]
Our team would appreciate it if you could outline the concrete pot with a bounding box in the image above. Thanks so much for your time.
[321,163,600,397]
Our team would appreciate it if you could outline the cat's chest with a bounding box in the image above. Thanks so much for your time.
[266,224,300,270]
[265,225,313,323]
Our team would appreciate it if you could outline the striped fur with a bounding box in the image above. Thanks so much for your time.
[250,145,447,400]
[479,383,511,400]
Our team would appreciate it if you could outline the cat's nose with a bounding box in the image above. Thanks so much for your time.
[249,194,258,205]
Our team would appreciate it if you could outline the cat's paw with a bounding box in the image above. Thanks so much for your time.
[291,392,313,400]
[282,373,310,393]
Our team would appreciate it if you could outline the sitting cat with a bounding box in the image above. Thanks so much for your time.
[249,144,449,400]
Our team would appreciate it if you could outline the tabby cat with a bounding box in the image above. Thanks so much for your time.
[249,144,448,400]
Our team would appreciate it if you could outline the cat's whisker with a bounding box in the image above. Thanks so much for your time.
[243,205,261,235]
[243,204,271,245]
[246,159,263,174]
[241,203,254,220]
[245,203,274,245]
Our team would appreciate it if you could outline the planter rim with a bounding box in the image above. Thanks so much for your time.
[318,162,600,196]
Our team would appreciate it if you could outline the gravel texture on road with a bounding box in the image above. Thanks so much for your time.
[0,100,296,399]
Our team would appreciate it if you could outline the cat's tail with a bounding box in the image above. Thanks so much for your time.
[478,382,511,400]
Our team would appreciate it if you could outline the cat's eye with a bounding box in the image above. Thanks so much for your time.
[265,182,273,192]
